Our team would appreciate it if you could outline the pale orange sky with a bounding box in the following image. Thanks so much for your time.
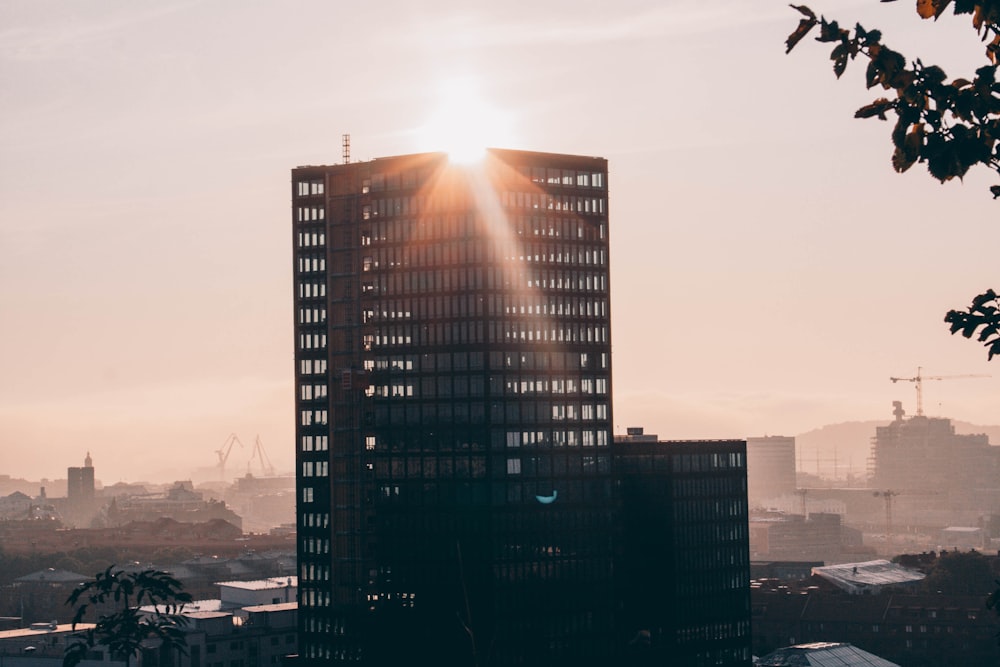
[1,1,998,483]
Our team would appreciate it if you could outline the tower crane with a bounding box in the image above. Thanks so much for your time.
[889,366,990,416]
[215,433,244,480]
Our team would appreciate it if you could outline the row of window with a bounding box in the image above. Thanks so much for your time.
[296,353,606,381]
[358,296,607,326]
[503,377,608,395]
[376,478,613,506]
[296,206,325,222]
[369,400,609,427]
[295,179,324,196]
[301,410,328,426]
[617,453,746,476]
[676,621,751,644]
[358,321,608,349]
[361,379,610,407]
[358,267,607,296]
[300,587,331,606]
[301,461,329,477]
[362,242,607,271]
[521,166,605,189]
[299,333,327,350]
[359,214,605,246]
[361,350,602,372]
[506,453,610,475]
[362,192,607,220]
[506,429,610,448]
[493,558,610,584]
[500,191,607,215]
[297,230,326,247]
[298,307,327,325]
[673,476,747,498]
[298,281,326,298]
[675,545,749,570]
[365,449,612,482]
[673,498,748,523]
[301,512,329,527]
[674,522,748,547]
[300,562,331,582]
[358,165,606,195]
[676,571,748,596]
[297,256,326,273]
[299,359,328,375]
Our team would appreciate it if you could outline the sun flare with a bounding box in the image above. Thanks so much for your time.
[416,77,516,163]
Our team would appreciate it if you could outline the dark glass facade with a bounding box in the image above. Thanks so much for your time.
[615,439,753,666]
[292,150,613,666]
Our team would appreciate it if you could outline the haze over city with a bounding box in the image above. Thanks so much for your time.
[2,0,998,483]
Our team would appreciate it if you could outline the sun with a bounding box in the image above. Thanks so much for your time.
[415,77,516,163]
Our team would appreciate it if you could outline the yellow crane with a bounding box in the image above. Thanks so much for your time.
[889,366,990,416]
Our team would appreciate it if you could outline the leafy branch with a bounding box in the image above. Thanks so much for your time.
[64,566,192,667]
[945,288,1000,359]
[786,1,1000,195]
[787,2,1000,360]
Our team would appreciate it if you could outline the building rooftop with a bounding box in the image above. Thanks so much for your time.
[14,568,87,584]
[216,577,296,591]
[811,560,924,595]
[243,601,297,613]
[757,642,900,667]
[0,623,95,640]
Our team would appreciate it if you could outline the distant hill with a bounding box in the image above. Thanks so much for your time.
[795,419,1000,480]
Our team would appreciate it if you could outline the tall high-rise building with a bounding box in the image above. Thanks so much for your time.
[67,452,95,503]
[745,436,796,506]
[292,149,614,666]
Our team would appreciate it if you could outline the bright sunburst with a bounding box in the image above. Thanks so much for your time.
[415,77,516,163]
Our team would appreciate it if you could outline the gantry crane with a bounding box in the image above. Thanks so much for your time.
[248,435,276,477]
[889,366,989,416]
[215,433,244,480]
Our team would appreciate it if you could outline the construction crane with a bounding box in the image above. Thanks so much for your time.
[889,366,990,416]
[248,435,276,477]
[215,433,244,480]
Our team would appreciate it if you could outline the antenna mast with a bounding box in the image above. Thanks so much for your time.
[342,133,351,164]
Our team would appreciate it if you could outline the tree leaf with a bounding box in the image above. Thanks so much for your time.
[855,97,895,119]
[916,0,953,20]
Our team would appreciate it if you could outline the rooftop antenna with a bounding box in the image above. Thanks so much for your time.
[342,133,351,164]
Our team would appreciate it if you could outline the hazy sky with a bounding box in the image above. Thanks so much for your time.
[1,0,997,483]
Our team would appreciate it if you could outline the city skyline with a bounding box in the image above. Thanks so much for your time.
[2,1,999,483]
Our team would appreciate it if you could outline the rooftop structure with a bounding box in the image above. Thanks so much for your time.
[757,642,900,667]
[810,560,925,595]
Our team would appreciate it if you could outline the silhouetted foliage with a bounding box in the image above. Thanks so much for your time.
[64,566,191,667]
[920,550,994,595]
[945,288,1000,359]
[787,1,1000,359]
